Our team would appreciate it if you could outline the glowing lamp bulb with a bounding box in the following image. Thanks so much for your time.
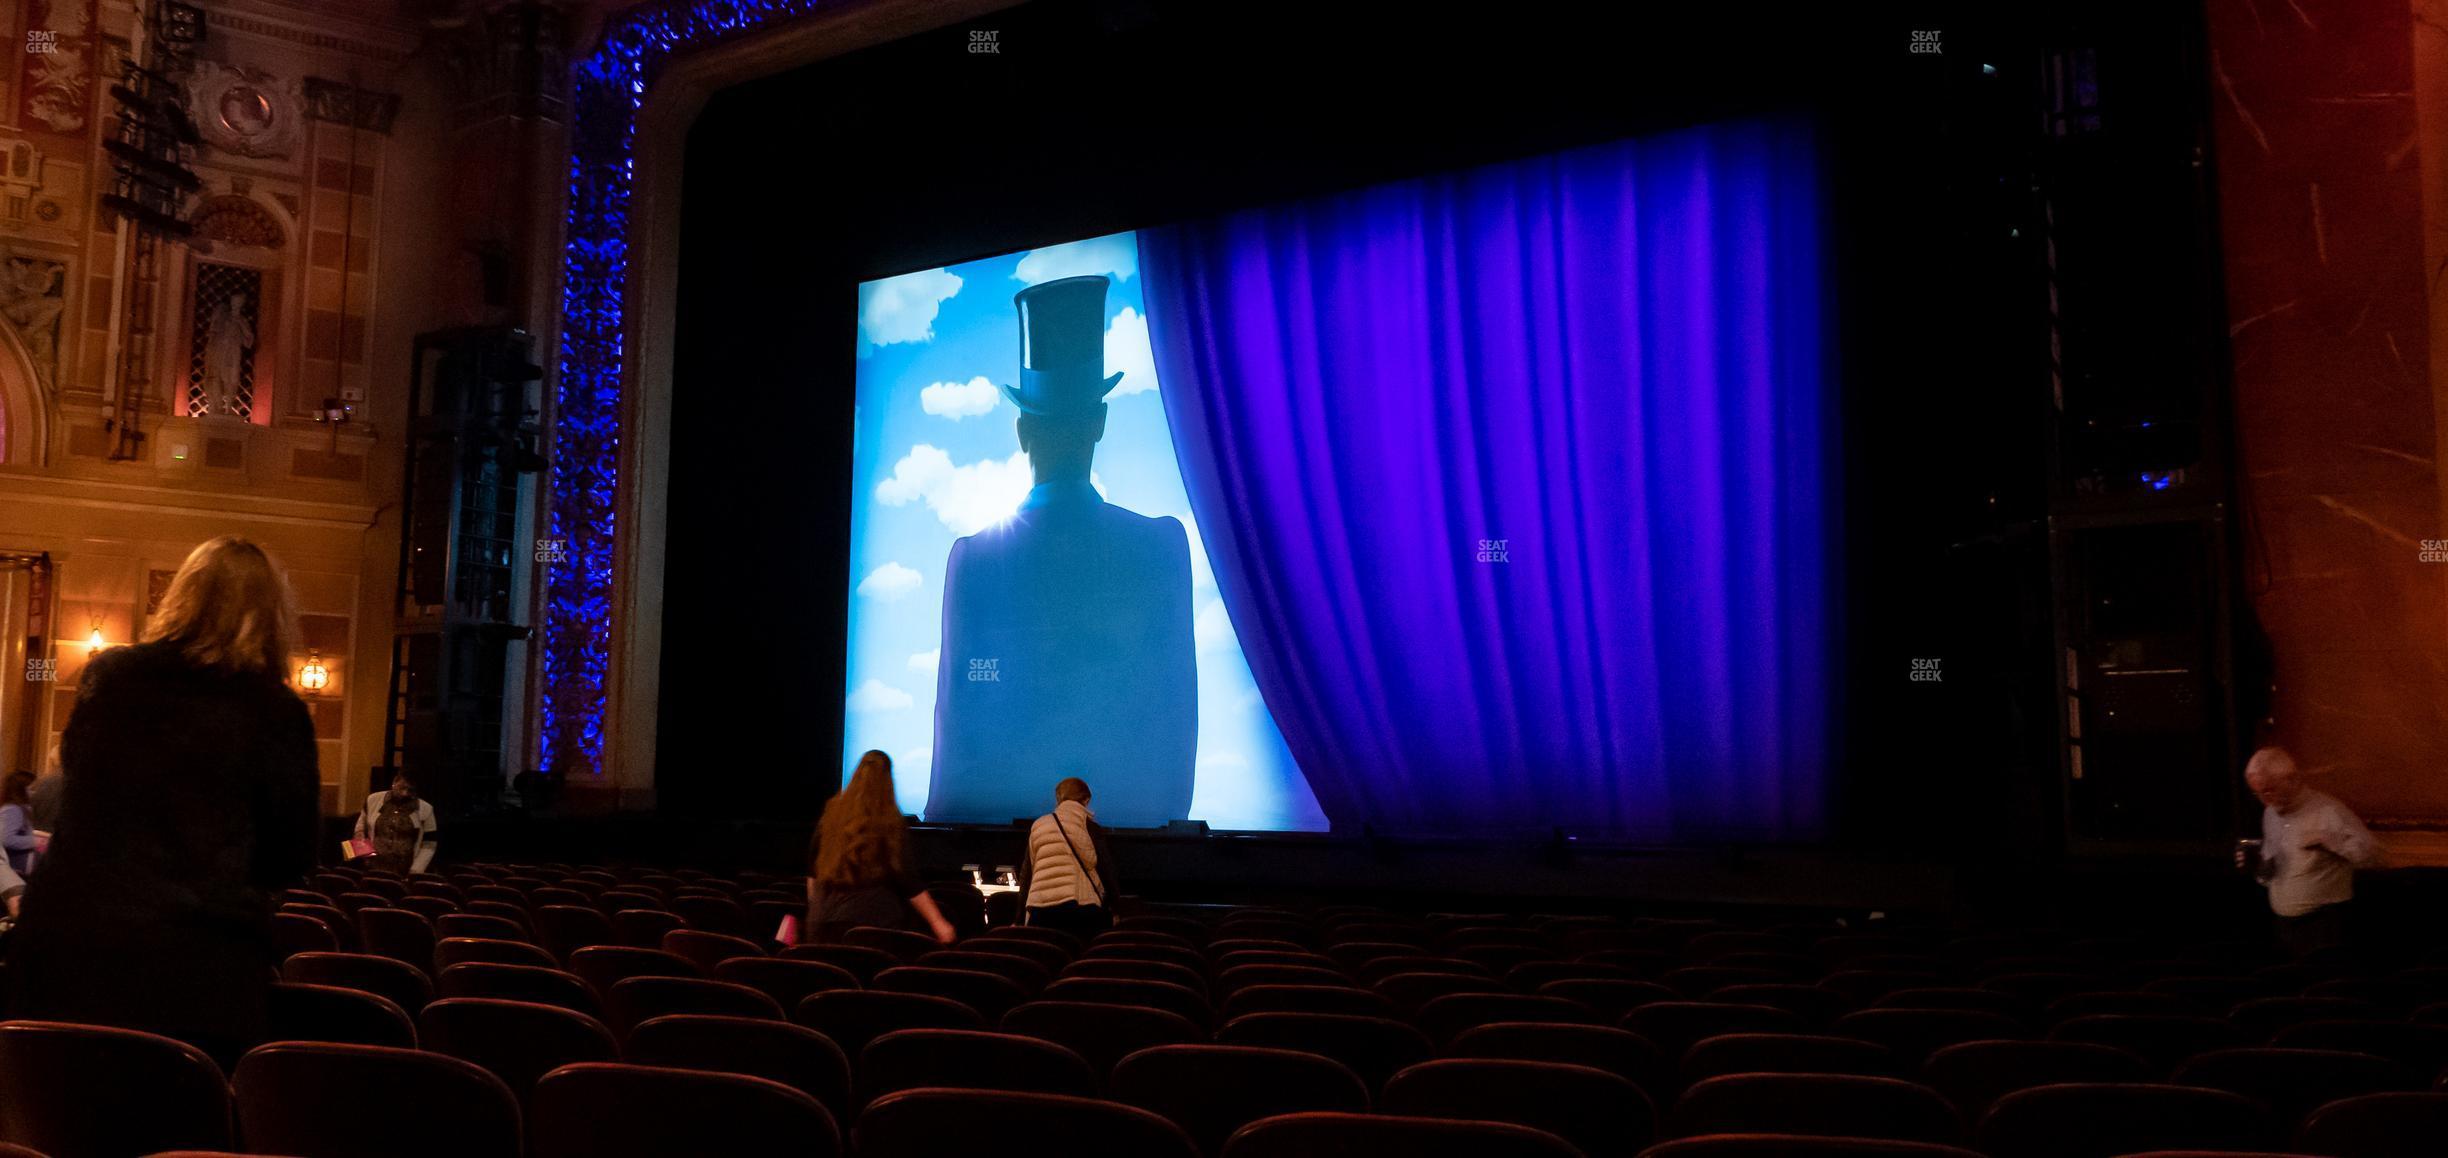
[85,625,105,655]
[299,649,330,694]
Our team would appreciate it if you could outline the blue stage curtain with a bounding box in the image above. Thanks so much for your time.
[1139,119,1835,840]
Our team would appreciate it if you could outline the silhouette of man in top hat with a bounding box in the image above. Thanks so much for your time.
[926,275,1197,827]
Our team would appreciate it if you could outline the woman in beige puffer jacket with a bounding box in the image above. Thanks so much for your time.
[1018,777,1116,939]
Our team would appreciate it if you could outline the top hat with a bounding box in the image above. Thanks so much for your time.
[1003,275,1124,417]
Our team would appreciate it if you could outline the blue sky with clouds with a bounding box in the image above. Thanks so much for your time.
[845,232,1329,832]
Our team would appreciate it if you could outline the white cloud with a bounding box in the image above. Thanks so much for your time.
[908,649,940,675]
[846,678,914,713]
[858,267,964,348]
[1104,306,1158,398]
[876,444,1036,536]
[1194,598,1237,654]
[1176,512,1217,591]
[1014,234,1138,286]
[1196,751,1248,771]
[920,376,1001,420]
[857,561,922,600]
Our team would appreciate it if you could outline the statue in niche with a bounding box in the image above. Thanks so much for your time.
[0,258,65,388]
[199,292,256,417]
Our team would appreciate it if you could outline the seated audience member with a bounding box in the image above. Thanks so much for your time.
[0,859,23,919]
[355,771,438,874]
[804,750,957,945]
[26,750,62,834]
[2241,744,2383,956]
[1019,776,1116,938]
[6,536,321,1068]
[1,772,39,876]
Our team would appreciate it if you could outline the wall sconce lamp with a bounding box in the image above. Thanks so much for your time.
[86,621,106,656]
[298,649,330,694]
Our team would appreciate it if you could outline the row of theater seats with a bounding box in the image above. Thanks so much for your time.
[1,858,2443,1157]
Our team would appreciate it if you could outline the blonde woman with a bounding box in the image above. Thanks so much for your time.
[1017,777,1116,938]
[9,537,322,1067]
[804,751,956,945]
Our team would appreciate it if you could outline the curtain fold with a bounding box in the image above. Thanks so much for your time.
[1141,119,1834,839]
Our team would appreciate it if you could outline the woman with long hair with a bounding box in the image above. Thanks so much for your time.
[8,536,322,1067]
[0,771,40,877]
[805,751,955,945]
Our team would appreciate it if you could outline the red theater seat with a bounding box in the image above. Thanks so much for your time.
[1623,1001,1804,1059]
[282,951,433,1015]
[1222,983,1399,1020]
[843,925,939,963]
[1042,976,1213,1025]
[434,935,558,972]
[235,1041,520,1158]
[626,1013,851,1118]
[437,961,600,1016]
[534,903,618,961]
[872,965,1031,1022]
[1973,1082,2272,1158]
[919,948,1056,991]
[418,997,619,1104]
[2168,1047,2422,1131]
[1636,1135,1986,1157]
[1414,992,1599,1043]
[1110,1044,1370,1158]
[795,989,984,1056]
[1681,1032,1900,1082]
[1004,1000,1205,1075]
[660,928,766,973]
[1384,1057,1655,1157]
[2048,1014,2243,1075]
[1449,1021,1669,1093]
[1220,1111,1580,1158]
[1214,1011,1429,1092]
[601,975,781,1036]
[0,1021,234,1156]
[856,1027,1096,1104]
[530,1062,838,1158]
[266,981,417,1049]
[1671,1073,1961,1144]
[1919,1038,2151,1117]
[858,1088,1197,1158]
[713,956,860,1010]
[2294,1091,2448,1158]
[1060,955,1209,993]
[355,907,438,971]
[568,944,702,994]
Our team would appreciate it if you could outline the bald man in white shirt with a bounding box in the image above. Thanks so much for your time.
[2241,746,2383,957]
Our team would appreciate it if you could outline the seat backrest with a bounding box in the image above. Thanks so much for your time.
[530,1061,837,1158]
[235,1041,520,1158]
[534,903,618,960]
[856,1028,1095,1105]
[856,1087,1197,1158]
[1448,1020,1667,1093]
[1709,983,1856,1027]
[2168,1047,2421,1131]
[1001,1000,1206,1075]
[435,935,558,973]
[625,1013,850,1121]
[1041,976,1213,1025]
[1624,1002,1805,1059]
[1414,992,1599,1044]
[2225,995,2384,1041]
[712,956,860,1010]
[266,981,417,1048]
[1219,1110,1580,1158]
[1919,1038,2150,1117]
[1973,1082,2272,1158]
[437,912,535,944]
[1673,1072,1962,1144]
[843,925,939,963]
[781,942,900,981]
[918,949,1055,992]
[0,1020,233,1155]
[1222,983,1398,1021]
[1110,1044,1368,1158]
[1384,1057,1654,1158]
[794,989,984,1056]
[274,910,341,956]
[1635,1134,1986,1157]
[1213,1010,1428,1091]
[281,950,434,1014]
[1682,1032,1899,1082]
[602,975,782,1037]
[661,928,766,973]
[2270,1018,2448,1072]
[1832,1008,2029,1066]
[611,907,686,949]
[1081,941,1205,972]
[568,944,702,994]
[418,997,618,1103]
[872,966,1031,1022]
[964,936,1074,974]
[973,924,1084,956]
[2294,1090,2448,1158]
[437,961,600,1015]
[356,906,438,968]
[2046,1015,2243,1075]
[1059,955,1206,992]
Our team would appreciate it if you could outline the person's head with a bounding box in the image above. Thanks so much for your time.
[2246,746,2305,812]
[2,772,31,807]
[141,536,300,679]
[388,772,416,800]
[1016,405,1106,486]
[1054,777,1091,807]
[813,750,906,887]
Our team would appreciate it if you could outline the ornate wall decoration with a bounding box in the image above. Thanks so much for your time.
[186,263,262,420]
[0,255,68,390]
[302,78,401,135]
[543,0,836,780]
[190,194,287,250]
[17,0,94,136]
[187,62,305,159]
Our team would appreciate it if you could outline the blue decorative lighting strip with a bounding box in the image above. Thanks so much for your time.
[544,0,828,778]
